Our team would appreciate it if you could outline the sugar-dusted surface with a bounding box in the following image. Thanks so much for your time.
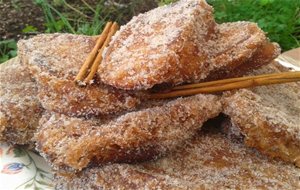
[55,130,300,190]
[100,0,279,90]
[205,22,280,81]
[18,34,141,117]
[0,57,43,146]
[100,0,216,90]
[223,62,300,167]
[35,94,222,171]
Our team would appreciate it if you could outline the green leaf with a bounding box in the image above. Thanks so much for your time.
[0,39,15,45]
[7,41,17,49]
[33,0,43,5]
[0,55,9,63]
[22,25,38,33]
[260,0,270,6]
[8,50,17,57]
[56,19,65,31]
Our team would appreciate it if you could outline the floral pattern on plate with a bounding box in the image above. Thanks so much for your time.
[0,144,54,190]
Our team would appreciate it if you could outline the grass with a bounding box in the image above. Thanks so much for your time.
[0,0,299,63]
[157,0,177,6]
[208,0,300,51]
[1,0,148,63]
[33,0,156,35]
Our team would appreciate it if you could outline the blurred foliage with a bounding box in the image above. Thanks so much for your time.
[22,25,38,33]
[33,0,157,35]
[1,0,157,63]
[157,0,177,6]
[0,39,17,63]
[208,0,300,51]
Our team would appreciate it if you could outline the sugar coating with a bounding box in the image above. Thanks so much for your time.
[100,0,217,90]
[0,57,43,146]
[204,22,280,81]
[17,34,141,117]
[55,131,300,189]
[99,0,279,90]
[223,62,300,167]
[35,94,222,171]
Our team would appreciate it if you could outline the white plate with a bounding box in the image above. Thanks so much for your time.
[0,144,54,190]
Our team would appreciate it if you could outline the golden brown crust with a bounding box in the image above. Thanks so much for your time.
[223,63,300,167]
[100,0,217,90]
[55,131,300,189]
[18,34,141,117]
[206,38,280,81]
[0,57,43,145]
[35,94,222,171]
[100,1,279,91]
[36,75,140,117]
[231,41,281,76]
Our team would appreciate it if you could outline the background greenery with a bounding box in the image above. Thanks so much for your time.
[210,0,300,51]
[1,0,299,63]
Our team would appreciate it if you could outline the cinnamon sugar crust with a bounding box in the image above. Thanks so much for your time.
[0,57,43,146]
[100,0,216,90]
[55,131,300,189]
[99,0,279,90]
[18,34,141,117]
[35,94,222,171]
[205,23,280,81]
[223,63,300,167]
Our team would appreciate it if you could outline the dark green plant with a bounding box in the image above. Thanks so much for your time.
[34,0,76,33]
[33,0,156,35]
[22,25,38,33]
[0,39,17,63]
[208,0,300,51]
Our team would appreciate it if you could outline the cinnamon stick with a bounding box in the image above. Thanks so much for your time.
[75,22,113,83]
[150,71,300,99]
[84,22,119,83]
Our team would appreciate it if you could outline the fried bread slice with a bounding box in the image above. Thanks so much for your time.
[222,62,300,167]
[205,22,280,81]
[99,0,217,90]
[18,34,140,117]
[55,130,300,189]
[99,0,279,90]
[35,94,222,171]
[0,57,43,146]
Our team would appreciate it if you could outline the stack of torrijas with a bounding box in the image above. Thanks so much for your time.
[0,0,299,189]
